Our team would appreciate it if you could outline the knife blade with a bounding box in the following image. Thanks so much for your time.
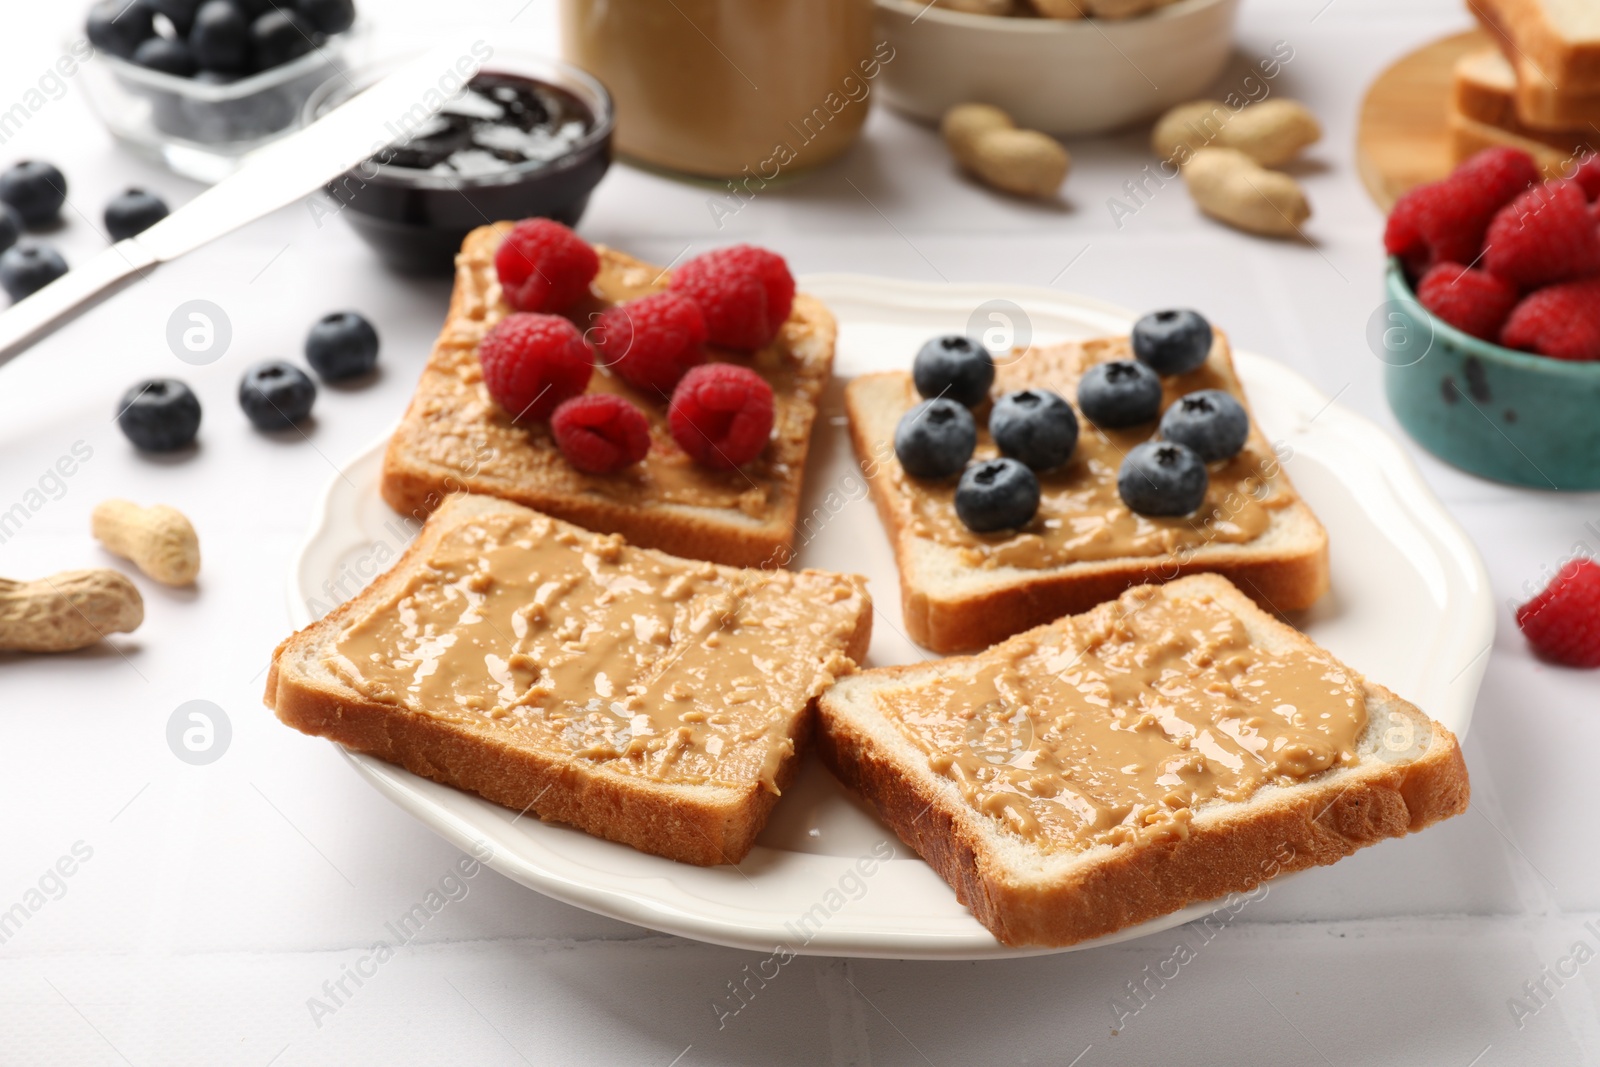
[0,36,483,367]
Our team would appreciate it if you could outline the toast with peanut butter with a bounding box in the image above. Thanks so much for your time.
[846,330,1329,653]
[265,494,872,866]
[817,574,1469,948]
[380,224,835,569]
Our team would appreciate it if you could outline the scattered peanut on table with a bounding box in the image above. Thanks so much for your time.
[941,103,1071,200]
[1151,97,1321,238]
[92,499,201,586]
[0,569,143,653]
[1152,98,1321,167]
[1182,148,1311,238]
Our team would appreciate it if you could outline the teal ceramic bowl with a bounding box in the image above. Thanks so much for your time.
[1381,260,1600,490]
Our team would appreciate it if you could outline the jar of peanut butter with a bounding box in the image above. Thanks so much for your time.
[558,0,881,181]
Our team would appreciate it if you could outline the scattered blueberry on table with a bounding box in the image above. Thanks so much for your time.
[0,205,23,255]
[117,378,203,451]
[239,360,317,430]
[304,311,380,381]
[0,244,68,301]
[104,188,170,241]
[0,161,67,228]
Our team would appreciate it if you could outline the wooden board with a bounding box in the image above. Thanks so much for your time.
[1357,30,1488,212]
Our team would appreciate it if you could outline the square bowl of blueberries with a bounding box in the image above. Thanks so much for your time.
[81,0,365,183]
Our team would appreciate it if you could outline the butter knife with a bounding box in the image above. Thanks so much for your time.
[0,37,481,366]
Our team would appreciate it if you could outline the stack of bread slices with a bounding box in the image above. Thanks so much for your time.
[1454,0,1600,173]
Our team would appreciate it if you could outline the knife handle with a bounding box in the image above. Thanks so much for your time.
[0,242,160,368]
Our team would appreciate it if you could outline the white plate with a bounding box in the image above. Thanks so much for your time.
[289,276,1494,960]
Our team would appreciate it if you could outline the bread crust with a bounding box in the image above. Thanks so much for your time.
[1472,0,1600,92]
[816,575,1469,946]
[379,226,835,570]
[266,495,873,867]
[846,335,1330,653]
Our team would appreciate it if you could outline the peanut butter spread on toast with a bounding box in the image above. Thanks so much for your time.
[884,336,1298,569]
[329,510,866,792]
[392,239,829,518]
[873,586,1367,852]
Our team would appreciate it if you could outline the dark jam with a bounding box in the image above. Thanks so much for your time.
[327,71,611,274]
[375,74,594,176]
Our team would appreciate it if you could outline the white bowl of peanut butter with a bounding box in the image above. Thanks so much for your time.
[874,0,1242,135]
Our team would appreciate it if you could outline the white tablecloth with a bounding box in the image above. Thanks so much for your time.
[3,1,1598,1063]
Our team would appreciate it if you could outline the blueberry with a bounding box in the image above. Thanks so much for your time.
[0,205,22,255]
[1159,389,1249,463]
[1076,359,1162,428]
[0,162,67,228]
[1117,441,1208,517]
[0,244,68,301]
[251,10,317,70]
[912,334,994,408]
[894,398,976,480]
[190,0,252,72]
[990,389,1077,471]
[146,0,203,35]
[305,310,379,381]
[87,0,156,59]
[1132,309,1213,377]
[239,360,316,429]
[295,0,356,35]
[117,378,201,452]
[955,458,1040,533]
[104,189,170,242]
[133,35,198,76]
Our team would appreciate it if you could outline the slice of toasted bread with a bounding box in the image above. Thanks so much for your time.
[380,224,836,570]
[1455,47,1600,141]
[1448,109,1594,178]
[265,494,872,866]
[817,574,1469,947]
[1473,0,1600,93]
[846,330,1329,654]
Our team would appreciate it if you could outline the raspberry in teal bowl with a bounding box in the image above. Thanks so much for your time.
[1380,259,1600,490]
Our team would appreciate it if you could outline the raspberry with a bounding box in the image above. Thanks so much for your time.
[1384,147,1538,275]
[594,292,707,394]
[669,245,795,351]
[1516,558,1600,667]
[494,218,599,314]
[1500,276,1600,360]
[1415,261,1520,341]
[1483,179,1600,289]
[550,393,651,473]
[1572,152,1600,200]
[667,363,774,470]
[478,313,593,421]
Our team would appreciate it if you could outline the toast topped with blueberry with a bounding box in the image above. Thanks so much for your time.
[847,312,1329,653]
[381,221,835,569]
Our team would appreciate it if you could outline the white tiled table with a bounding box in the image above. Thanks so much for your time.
[3,2,1598,1063]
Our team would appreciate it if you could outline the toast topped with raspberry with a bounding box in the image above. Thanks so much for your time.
[847,325,1329,653]
[380,223,836,569]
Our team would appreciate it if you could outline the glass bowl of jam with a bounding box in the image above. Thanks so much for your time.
[304,53,613,274]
